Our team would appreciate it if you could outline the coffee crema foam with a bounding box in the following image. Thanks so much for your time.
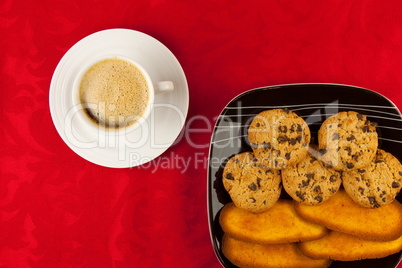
[79,58,150,128]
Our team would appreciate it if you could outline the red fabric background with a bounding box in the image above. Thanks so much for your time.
[2,0,402,267]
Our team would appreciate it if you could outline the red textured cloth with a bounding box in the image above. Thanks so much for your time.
[2,0,402,267]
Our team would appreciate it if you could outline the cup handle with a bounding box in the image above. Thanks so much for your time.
[155,81,174,94]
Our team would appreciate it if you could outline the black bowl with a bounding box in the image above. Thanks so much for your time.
[207,83,402,268]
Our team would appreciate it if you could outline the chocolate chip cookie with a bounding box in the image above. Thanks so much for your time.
[342,149,402,208]
[317,111,378,171]
[282,151,342,205]
[247,109,311,170]
[222,152,282,213]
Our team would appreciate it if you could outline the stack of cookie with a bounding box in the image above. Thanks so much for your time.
[220,108,402,267]
[219,189,402,267]
[223,109,402,210]
[223,108,314,213]
[295,189,402,261]
[220,201,332,268]
[317,111,402,208]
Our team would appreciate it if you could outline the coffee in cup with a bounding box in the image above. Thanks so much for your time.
[78,58,152,129]
[71,56,174,134]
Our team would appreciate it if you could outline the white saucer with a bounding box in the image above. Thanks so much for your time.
[49,29,189,168]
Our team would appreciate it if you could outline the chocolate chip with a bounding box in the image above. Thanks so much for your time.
[399,171,402,176]
[344,147,352,156]
[256,123,261,127]
[278,136,289,143]
[289,138,297,145]
[355,177,360,182]
[346,162,354,169]
[346,135,355,141]
[392,182,400,188]
[357,113,364,120]
[252,157,258,162]
[368,196,380,208]
[357,169,366,173]
[263,142,271,149]
[306,173,314,179]
[301,180,309,187]
[362,120,370,128]
[296,192,305,201]
[296,136,302,142]
[375,160,384,164]
[248,183,257,191]
[314,185,321,193]
[257,178,262,188]
[358,187,365,195]
[247,197,256,203]
[279,126,288,133]
[314,196,323,203]
[290,124,295,132]
[282,108,290,114]
[362,126,369,132]
[285,153,291,160]
[352,154,359,161]
[297,124,303,132]
[329,175,337,182]
[332,133,340,141]
[225,173,234,180]
[310,157,316,163]
[319,149,327,155]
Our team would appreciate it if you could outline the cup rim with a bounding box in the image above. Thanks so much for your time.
[71,55,155,136]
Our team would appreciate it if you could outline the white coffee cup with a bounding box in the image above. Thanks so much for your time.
[69,55,174,138]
